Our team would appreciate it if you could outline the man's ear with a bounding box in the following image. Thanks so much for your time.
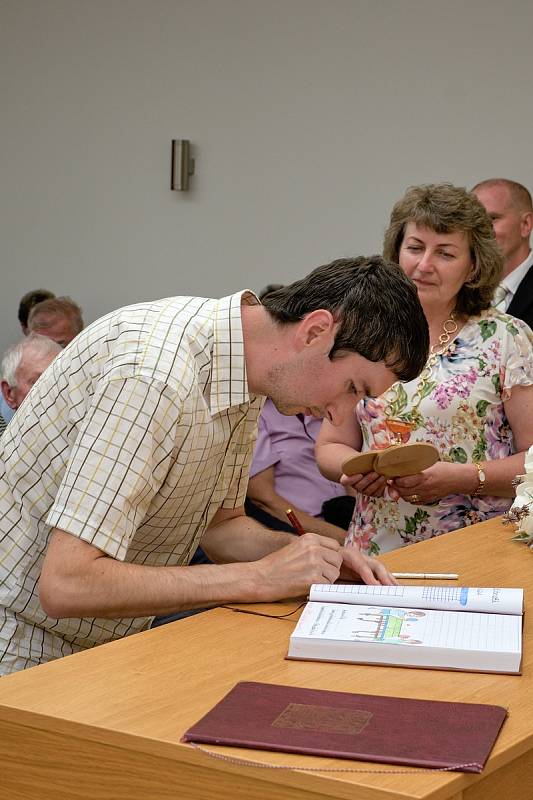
[521,211,533,239]
[295,309,336,350]
[1,380,17,411]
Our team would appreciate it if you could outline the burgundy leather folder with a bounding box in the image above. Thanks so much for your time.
[182,681,507,772]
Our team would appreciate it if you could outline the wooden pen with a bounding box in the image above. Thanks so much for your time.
[286,508,306,536]
[392,572,459,580]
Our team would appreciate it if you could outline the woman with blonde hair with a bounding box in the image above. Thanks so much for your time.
[317,183,533,554]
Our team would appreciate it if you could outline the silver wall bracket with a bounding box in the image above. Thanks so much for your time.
[171,139,195,191]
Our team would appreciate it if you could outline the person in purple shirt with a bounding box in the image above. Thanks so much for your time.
[245,398,354,542]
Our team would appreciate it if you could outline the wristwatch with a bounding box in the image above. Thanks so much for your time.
[472,462,486,497]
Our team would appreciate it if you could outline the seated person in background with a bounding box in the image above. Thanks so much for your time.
[246,398,354,542]
[0,288,56,425]
[18,289,56,335]
[1,334,62,416]
[27,296,84,347]
[317,183,533,555]
[472,178,533,327]
[0,393,12,427]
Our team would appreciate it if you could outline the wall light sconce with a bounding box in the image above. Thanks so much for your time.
[171,139,195,191]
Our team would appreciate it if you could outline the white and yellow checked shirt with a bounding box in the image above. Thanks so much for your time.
[0,291,263,673]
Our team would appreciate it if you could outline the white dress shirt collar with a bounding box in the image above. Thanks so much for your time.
[501,250,533,304]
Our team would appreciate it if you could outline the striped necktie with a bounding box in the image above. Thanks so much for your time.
[492,283,510,310]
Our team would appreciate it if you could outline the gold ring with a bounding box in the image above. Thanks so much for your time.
[410,494,419,503]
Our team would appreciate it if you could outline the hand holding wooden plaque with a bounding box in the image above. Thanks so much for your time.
[342,442,440,479]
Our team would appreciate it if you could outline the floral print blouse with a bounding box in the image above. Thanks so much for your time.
[346,310,533,555]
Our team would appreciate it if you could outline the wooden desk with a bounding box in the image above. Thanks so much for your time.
[0,518,532,800]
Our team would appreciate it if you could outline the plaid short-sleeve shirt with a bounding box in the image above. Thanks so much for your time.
[0,291,262,673]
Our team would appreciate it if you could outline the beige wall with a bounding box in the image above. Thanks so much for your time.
[1,0,532,351]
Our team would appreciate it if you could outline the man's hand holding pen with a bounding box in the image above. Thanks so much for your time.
[253,532,343,601]
[284,508,397,588]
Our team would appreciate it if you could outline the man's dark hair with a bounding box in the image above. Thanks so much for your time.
[261,256,429,383]
[258,282,284,302]
[18,289,55,329]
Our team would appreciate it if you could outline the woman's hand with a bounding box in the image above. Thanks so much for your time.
[388,461,477,504]
[340,470,388,498]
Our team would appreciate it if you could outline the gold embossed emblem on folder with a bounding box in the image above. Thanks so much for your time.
[271,703,372,736]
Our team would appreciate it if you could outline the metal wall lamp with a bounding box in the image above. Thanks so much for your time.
[171,139,195,191]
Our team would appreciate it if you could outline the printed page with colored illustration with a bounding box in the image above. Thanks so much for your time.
[308,584,524,615]
[288,587,523,674]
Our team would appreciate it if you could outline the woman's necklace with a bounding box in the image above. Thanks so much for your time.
[384,313,458,444]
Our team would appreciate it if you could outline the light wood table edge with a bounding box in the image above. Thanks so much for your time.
[0,693,526,800]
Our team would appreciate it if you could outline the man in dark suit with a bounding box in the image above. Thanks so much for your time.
[473,178,533,328]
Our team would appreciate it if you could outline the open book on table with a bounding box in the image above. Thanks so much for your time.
[287,584,523,674]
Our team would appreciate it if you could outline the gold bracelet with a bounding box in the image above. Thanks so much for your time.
[472,462,486,497]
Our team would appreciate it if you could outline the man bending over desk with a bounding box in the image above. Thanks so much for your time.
[0,256,428,674]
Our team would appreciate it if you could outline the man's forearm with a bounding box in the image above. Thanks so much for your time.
[39,529,282,619]
[201,513,294,562]
[247,469,346,543]
[251,494,346,543]
[39,519,394,621]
